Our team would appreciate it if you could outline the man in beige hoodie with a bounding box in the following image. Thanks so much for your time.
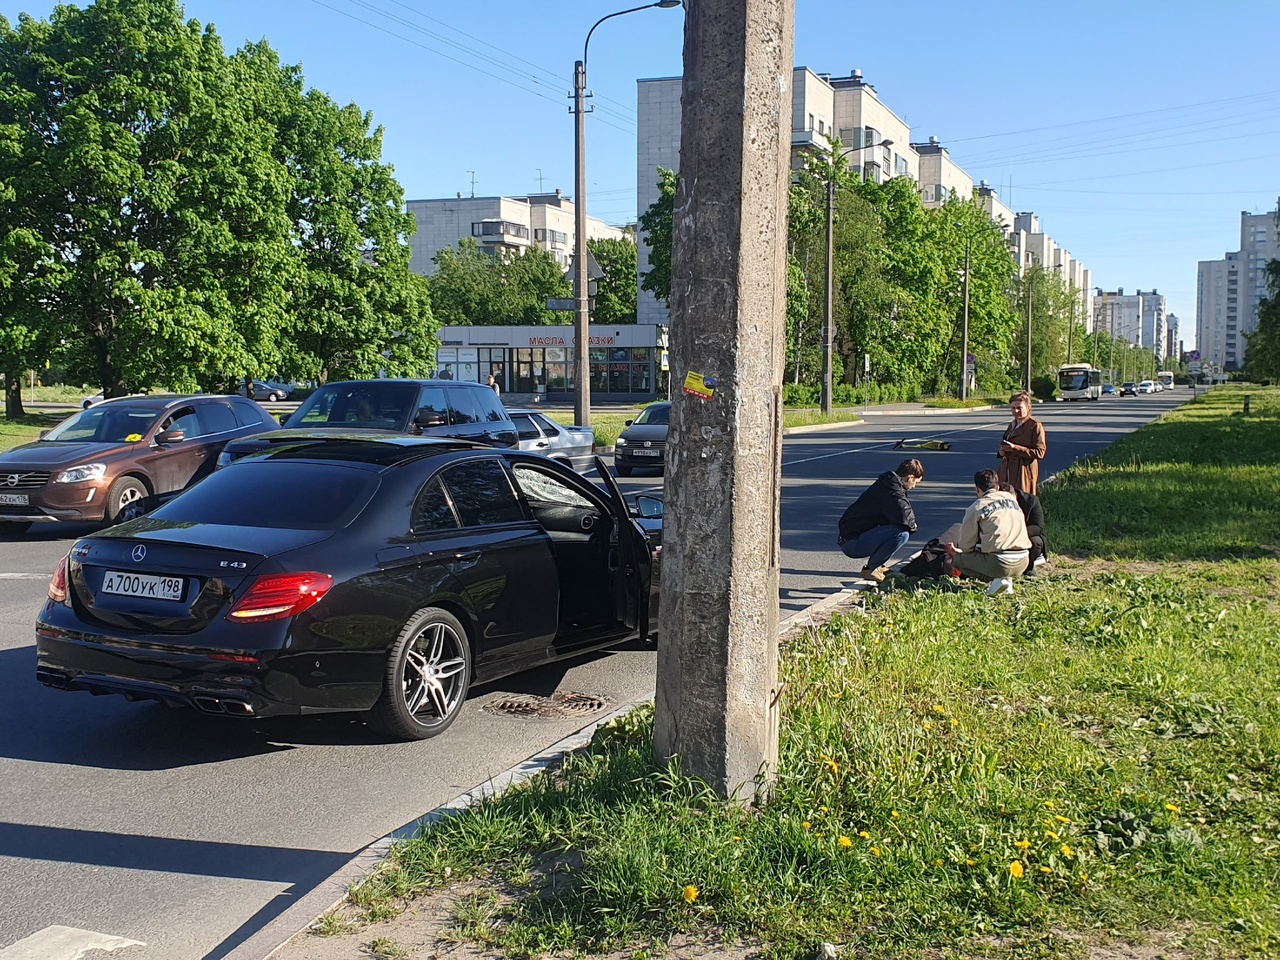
[946,469,1032,593]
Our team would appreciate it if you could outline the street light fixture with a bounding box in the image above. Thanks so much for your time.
[572,0,681,428]
[954,221,977,400]
[822,137,893,415]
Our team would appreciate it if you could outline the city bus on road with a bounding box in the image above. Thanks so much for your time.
[1157,370,1175,391]
[1057,363,1103,401]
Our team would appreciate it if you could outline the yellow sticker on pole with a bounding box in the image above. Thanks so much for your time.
[682,371,716,401]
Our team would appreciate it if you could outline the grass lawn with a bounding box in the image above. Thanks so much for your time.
[0,413,66,453]
[329,384,1280,960]
[923,396,1005,409]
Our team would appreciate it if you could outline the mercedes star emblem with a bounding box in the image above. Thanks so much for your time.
[132,545,147,562]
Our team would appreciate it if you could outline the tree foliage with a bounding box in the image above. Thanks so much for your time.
[638,167,677,306]
[588,236,638,324]
[0,0,435,406]
[1245,260,1280,383]
[429,238,571,326]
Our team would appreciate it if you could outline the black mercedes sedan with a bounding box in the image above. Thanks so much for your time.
[35,436,660,740]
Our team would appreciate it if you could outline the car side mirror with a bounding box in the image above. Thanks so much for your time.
[624,419,634,427]
[154,429,186,445]
[278,413,290,425]
[415,412,447,428]
[39,430,49,439]
[634,495,664,519]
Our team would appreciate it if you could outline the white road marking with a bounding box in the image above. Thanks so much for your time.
[782,419,1006,468]
[0,573,48,580]
[0,926,144,960]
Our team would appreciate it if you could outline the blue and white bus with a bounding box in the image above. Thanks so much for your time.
[1057,363,1103,401]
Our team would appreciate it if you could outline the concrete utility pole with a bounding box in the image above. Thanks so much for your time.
[1025,269,1035,391]
[653,0,794,801]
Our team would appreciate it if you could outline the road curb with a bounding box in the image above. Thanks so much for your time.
[238,589,872,960]
[781,419,863,436]
[861,404,999,417]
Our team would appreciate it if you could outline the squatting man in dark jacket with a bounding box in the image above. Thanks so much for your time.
[836,459,924,583]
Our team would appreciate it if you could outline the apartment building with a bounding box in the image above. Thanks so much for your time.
[913,137,972,207]
[1166,314,1181,361]
[1093,288,1166,352]
[636,68,1089,329]
[1196,210,1279,369]
[407,191,624,277]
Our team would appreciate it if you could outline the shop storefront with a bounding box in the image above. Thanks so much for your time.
[435,325,662,401]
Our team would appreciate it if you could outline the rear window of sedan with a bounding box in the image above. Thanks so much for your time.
[151,463,378,529]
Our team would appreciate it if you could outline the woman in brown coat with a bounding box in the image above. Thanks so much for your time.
[997,391,1047,494]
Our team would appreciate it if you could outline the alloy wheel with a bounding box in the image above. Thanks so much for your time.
[400,621,467,726]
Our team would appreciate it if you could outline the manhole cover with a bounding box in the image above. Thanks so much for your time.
[483,691,611,719]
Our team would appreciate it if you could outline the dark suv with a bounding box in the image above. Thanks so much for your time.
[217,379,518,466]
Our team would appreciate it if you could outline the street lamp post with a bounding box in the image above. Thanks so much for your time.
[954,222,975,400]
[572,0,680,428]
[822,138,892,415]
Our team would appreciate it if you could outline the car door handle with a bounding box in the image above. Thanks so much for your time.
[535,441,549,447]
[453,550,481,567]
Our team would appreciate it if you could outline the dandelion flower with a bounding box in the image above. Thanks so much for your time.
[1045,830,1060,841]
[820,805,829,812]
[1044,800,1055,808]
[1061,844,1074,857]
[1039,866,1052,875]
[1165,803,1180,813]
[802,821,812,830]
[965,858,976,866]
[1009,861,1024,878]
[950,719,959,727]
[934,859,944,867]
[1014,839,1030,851]
[923,722,934,731]
[839,836,853,848]
[1054,815,1072,824]
[933,704,946,713]
[733,836,742,842]
[683,885,699,904]
[871,847,882,857]
[858,831,871,840]
[822,755,840,774]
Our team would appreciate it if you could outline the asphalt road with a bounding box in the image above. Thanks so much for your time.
[0,390,1190,959]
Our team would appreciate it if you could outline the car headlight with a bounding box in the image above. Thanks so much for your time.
[54,463,107,484]
[615,437,628,447]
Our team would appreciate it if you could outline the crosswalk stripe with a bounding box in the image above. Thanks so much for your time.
[0,926,144,960]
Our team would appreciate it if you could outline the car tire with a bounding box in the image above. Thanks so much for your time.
[82,400,92,409]
[267,392,282,402]
[616,463,633,477]
[105,476,148,524]
[0,521,32,535]
[366,607,472,741]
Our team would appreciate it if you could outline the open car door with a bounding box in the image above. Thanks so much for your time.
[593,456,652,641]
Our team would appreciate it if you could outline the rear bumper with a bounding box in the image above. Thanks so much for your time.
[35,621,380,717]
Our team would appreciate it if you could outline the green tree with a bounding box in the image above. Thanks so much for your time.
[1245,260,1280,382]
[430,239,570,327]
[638,167,677,306]
[588,236,637,324]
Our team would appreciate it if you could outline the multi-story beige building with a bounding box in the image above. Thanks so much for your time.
[407,191,624,277]
[636,68,1090,329]
[1196,210,1279,369]
[1093,288,1166,353]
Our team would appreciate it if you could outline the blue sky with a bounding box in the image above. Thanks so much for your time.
[6,0,1280,345]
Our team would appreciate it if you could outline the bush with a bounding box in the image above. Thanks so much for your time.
[782,383,819,407]
[1030,375,1056,401]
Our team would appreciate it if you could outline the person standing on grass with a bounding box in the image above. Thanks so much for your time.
[836,458,924,583]
[947,469,1031,594]
[997,390,1047,495]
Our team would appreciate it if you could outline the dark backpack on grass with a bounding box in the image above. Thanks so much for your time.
[898,538,950,579]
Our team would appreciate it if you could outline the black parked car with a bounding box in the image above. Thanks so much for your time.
[217,379,518,466]
[36,436,660,740]
[613,402,670,477]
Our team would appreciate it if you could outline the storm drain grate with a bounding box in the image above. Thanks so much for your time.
[483,691,612,719]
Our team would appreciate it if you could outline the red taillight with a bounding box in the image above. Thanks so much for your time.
[209,653,260,663]
[48,555,69,603]
[226,572,333,623]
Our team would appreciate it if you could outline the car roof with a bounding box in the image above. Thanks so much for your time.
[89,394,223,412]
[313,378,484,389]
[237,433,484,468]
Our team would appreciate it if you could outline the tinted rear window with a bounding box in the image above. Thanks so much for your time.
[152,463,378,530]
[288,383,418,430]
